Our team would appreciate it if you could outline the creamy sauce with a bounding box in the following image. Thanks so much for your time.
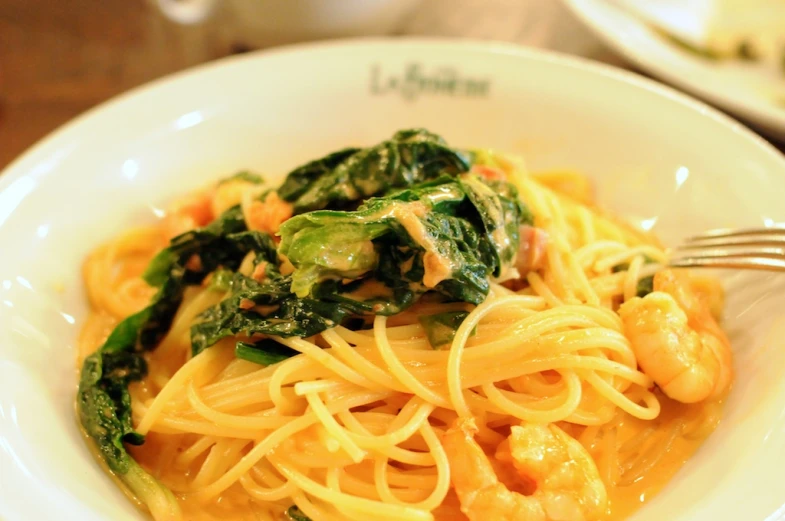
[366,199,457,288]
[113,379,722,521]
[77,276,725,521]
[460,174,513,261]
[601,395,723,521]
[76,171,727,521]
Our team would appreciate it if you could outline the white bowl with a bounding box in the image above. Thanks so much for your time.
[1,39,785,521]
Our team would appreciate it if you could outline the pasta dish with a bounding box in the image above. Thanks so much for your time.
[76,130,733,521]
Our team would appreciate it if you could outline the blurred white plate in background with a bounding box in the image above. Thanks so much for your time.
[564,0,785,140]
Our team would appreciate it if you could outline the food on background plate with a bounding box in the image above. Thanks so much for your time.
[76,129,733,521]
[613,0,785,71]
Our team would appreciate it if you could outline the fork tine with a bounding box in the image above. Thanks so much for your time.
[687,226,785,242]
[677,236,785,249]
[672,226,785,272]
[670,256,785,272]
[675,244,785,256]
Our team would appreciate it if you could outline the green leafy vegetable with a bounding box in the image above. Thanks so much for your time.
[79,266,186,443]
[76,129,536,518]
[658,30,721,60]
[286,506,313,521]
[277,148,361,203]
[279,174,529,307]
[191,271,349,354]
[235,339,299,366]
[611,256,656,297]
[78,205,277,516]
[279,213,387,297]
[611,255,656,274]
[611,267,654,297]
[419,311,471,348]
[143,206,277,287]
[218,170,264,185]
[461,175,531,274]
[143,206,245,286]
[611,263,626,274]
[636,275,654,298]
[209,268,235,291]
[191,174,530,352]
[278,129,471,213]
[77,269,185,518]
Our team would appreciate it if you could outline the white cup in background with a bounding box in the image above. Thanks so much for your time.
[155,0,423,47]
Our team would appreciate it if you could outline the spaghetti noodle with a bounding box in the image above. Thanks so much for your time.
[77,131,731,521]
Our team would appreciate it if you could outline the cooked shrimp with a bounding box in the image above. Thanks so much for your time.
[442,418,607,521]
[689,274,725,321]
[244,192,293,236]
[618,269,733,403]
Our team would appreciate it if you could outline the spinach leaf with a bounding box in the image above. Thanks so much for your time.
[209,268,235,291]
[78,207,279,516]
[636,275,654,298]
[79,352,146,459]
[79,263,185,462]
[611,269,653,297]
[279,175,526,307]
[192,174,529,349]
[144,206,278,287]
[658,30,721,60]
[191,272,349,354]
[461,175,523,274]
[279,129,471,213]
[277,148,361,203]
[77,270,185,517]
[235,339,299,366]
[419,311,471,348]
[611,263,627,274]
[78,131,523,516]
[286,506,312,521]
[218,170,264,185]
[611,256,656,297]
[278,214,388,298]
[143,206,247,286]
[384,207,491,305]
[310,277,412,316]
[611,255,656,274]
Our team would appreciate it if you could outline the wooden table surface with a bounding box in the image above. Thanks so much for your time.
[0,0,773,170]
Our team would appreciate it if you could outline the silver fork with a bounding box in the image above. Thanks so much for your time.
[670,226,785,272]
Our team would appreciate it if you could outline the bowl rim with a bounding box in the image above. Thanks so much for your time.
[2,36,784,193]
